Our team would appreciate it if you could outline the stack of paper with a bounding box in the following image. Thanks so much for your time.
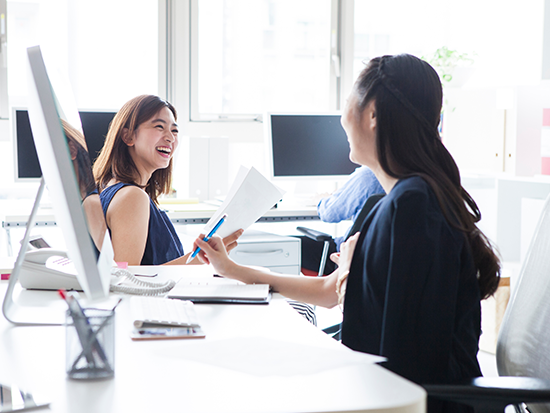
[201,166,285,237]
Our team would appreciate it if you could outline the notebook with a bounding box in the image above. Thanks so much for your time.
[167,279,271,304]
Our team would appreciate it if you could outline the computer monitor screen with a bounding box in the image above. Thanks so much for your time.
[25,45,112,300]
[79,111,116,162]
[266,113,358,180]
[13,108,115,181]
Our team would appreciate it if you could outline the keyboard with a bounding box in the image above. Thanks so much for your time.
[131,296,200,328]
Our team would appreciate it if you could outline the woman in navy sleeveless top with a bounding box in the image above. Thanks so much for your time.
[188,55,501,413]
[99,182,183,265]
[93,95,242,265]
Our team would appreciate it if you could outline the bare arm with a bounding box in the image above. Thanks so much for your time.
[105,185,150,265]
[194,235,340,308]
[82,194,107,251]
[335,233,360,306]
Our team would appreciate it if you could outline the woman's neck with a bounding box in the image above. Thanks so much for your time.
[109,172,149,188]
[371,165,398,194]
[133,167,151,187]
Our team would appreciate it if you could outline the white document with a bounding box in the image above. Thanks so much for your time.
[202,166,285,237]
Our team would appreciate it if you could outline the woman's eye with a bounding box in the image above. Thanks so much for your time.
[155,125,163,130]
[172,129,179,135]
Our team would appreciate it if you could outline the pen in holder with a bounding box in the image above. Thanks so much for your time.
[64,306,115,380]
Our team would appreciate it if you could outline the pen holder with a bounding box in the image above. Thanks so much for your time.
[65,308,115,380]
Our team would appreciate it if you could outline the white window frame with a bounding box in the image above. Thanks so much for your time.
[159,0,355,140]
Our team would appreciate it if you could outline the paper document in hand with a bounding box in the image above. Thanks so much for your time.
[203,166,285,237]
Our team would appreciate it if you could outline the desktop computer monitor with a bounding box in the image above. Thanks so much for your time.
[13,108,115,181]
[2,45,114,325]
[265,113,358,181]
[79,111,116,162]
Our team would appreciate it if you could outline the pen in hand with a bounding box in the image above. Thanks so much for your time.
[186,213,228,264]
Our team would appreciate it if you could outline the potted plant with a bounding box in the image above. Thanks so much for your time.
[422,46,475,88]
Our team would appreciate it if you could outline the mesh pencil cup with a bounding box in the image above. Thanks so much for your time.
[65,308,115,380]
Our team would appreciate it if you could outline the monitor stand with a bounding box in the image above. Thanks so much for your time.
[0,382,50,411]
[2,178,66,326]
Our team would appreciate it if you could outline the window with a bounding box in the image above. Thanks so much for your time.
[8,0,158,110]
[352,0,544,174]
[352,0,544,88]
[191,0,335,120]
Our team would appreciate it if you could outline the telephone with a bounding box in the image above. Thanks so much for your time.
[18,248,175,296]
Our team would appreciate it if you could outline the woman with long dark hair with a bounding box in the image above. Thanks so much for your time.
[192,55,500,412]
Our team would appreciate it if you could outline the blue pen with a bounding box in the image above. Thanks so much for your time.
[186,213,227,263]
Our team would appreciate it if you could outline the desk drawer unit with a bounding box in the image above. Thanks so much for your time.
[229,231,301,275]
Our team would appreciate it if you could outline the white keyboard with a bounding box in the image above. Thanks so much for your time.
[131,296,200,328]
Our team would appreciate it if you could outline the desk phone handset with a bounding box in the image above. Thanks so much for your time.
[18,248,175,296]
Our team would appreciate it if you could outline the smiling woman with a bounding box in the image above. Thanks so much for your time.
[92,95,243,266]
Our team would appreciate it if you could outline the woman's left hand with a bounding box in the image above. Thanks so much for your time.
[335,232,360,306]
[222,229,244,253]
[337,232,359,274]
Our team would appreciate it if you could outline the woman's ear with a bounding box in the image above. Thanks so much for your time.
[121,128,134,146]
[362,100,376,133]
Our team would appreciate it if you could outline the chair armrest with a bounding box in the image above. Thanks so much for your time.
[424,377,550,412]
[296,226,333,242]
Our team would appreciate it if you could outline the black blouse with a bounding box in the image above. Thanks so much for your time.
[341,176,482,411]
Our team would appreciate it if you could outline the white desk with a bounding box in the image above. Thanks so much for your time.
[0,266,426,413]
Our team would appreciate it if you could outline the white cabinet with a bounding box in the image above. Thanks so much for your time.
[229,230,301,275]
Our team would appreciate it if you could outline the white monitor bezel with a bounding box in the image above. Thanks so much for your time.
[25,45,111,301]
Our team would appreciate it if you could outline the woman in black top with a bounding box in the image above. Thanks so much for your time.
[193,54,501,413]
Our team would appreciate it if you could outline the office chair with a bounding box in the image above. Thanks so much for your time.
[297,193,386,277]
[424,193,550,413]
[297,193,385,339]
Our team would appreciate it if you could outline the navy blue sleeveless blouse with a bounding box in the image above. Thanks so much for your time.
[99,183,184,265]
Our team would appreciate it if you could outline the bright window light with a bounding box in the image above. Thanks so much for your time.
[353,0,544,88]
[8,0,158,110]
[195,0,332,117]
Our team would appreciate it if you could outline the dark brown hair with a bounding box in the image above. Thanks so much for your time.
[62,119,96,199]
[93,95,177,204]
[354,54,500,299]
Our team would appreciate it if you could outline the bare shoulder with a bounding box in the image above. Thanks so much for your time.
[107,184,150,216]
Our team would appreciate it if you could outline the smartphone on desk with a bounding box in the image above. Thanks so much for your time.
[131,326,206,341]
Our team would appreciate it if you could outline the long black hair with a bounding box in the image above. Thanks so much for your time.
[354,54,500,299]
